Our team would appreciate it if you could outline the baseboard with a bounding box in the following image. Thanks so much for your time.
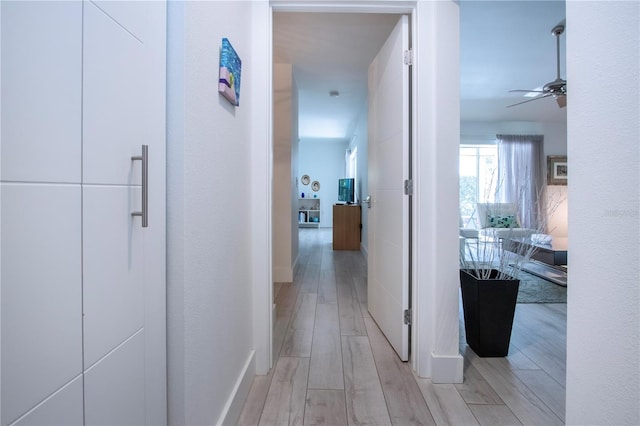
[430,352,464,383]
[273,266,293,283]
[360,243,368,261]
[217,350,256,426]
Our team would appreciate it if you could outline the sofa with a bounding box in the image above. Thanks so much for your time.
[461,203,536,240]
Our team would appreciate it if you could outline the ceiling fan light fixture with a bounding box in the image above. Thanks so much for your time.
[507,20,567,109]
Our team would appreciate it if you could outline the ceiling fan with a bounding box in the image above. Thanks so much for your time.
[507,22,567,108]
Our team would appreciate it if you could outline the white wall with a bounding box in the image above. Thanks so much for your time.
[349,103,369,254]
[273,63,297,282]
[298,138,348,228]
[414,0,463,382]
[565,2,639,424]
[166,2,256,424]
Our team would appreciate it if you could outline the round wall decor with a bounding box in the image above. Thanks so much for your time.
[311,181,320,192]
[301,174,310,185]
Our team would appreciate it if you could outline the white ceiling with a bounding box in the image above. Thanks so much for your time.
[273,1,566,140]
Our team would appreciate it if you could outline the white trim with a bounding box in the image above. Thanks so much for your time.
[265,0,419,371]
[251,0,273,375]
[273,266,293,283]
[271,1,415,14]
[413,0,462,382]
[216,351,256,426]
[257,0,462,383]
[430,353,464,384]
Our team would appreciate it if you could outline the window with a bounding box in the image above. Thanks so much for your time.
[459,144,497,226]
[346,147,358,200]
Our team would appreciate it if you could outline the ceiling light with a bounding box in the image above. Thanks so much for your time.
[329,90,340,97]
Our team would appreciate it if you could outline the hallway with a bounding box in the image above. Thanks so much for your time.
[238,228,566,425]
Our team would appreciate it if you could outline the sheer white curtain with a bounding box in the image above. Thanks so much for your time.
[496,134,544,229]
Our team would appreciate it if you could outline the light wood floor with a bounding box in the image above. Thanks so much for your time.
[238,228,567,425]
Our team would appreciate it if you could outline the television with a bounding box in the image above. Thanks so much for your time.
[338,178,355,204]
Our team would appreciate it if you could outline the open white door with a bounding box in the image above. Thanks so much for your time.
[367,15,411,361]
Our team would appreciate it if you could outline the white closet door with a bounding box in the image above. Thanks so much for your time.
[81,1,167,424]
[0,185,83,426]
[1,2,83,425]
[0,1,82,183]
[12,377,84,426]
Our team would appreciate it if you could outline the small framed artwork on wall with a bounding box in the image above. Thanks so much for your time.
[218,38,242,107]
[547,155,568,185]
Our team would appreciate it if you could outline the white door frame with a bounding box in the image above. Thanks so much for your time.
[251,0,463,382]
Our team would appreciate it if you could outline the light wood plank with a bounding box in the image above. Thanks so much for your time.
[352,275,370,319]
[241,229,568,426]
[364,318,436,425]
[281,293,317,357]
[494,345,541,371]
[455,362,503,405]
[237,374,273,426]
[511,305,567,378]
[304,390,348,426]
[414,378,478,426]
[347,251,367,279]
[336,275,367,336]
[468,404,523,426]
[300,263,320,294]
[259,357,310,426]
[512,370,565,421]
[463,347,563,425]
[320,246,335,271]
[317,269,338,305]
[274,283,300,360]
[341,335,391,425]
[309,303,344,390]
[274,282,284,299]
[275,282,300,317]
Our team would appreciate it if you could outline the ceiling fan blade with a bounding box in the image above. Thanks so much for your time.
[509,89,545,93]
[506,93,552,108]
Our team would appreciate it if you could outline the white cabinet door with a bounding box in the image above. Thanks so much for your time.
[81,1,167,424]
[82,186,144,367]
[12,376,84,426]
[1,3,84,424]
[1,1,166,424]
[367,15,411,361]
[0,184,83,426]
[0,1,82,184]
[84,331,145,426]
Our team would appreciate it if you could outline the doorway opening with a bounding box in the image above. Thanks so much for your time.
[271,9,414,364]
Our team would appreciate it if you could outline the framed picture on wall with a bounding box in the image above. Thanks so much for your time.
[547,155,568,185]
[218,38,242,107]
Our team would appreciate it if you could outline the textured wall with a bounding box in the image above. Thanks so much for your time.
[166,1,255,424]
[565,2,640,424]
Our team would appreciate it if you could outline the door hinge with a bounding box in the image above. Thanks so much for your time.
[404,309,412,325]
[404,49,413,66]
[404,179,413,196]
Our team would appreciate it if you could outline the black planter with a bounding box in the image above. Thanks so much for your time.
[460,269,520,357]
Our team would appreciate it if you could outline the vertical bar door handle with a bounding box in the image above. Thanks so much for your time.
[131,145,148,227]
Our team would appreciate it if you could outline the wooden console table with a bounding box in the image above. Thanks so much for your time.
[333,204,361,250]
